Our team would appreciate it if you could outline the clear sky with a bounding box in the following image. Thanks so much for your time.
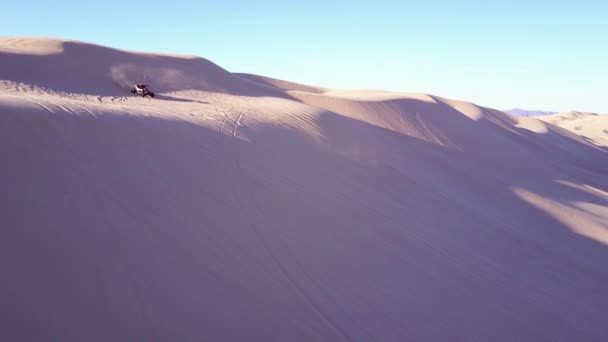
[3,1,607,112]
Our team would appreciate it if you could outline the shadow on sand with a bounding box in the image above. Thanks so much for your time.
[1,101,607,341]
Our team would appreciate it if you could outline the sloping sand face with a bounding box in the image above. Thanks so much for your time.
[1,38,607,342]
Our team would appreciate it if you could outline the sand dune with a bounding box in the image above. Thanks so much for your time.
[538,111,608,146]
[1,37,607,341]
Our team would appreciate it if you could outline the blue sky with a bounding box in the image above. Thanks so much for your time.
[4,1,607,112]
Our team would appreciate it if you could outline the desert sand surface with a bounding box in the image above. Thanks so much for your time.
[537,111,608,146]
[1,37,607,341]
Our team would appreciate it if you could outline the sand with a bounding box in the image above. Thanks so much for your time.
[1,37,607,341]
[538,111,608,146]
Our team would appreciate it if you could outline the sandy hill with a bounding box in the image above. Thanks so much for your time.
[1,37,607,342]
[537,111,608,146]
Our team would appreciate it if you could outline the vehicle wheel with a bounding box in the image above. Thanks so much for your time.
[150,93,155,97]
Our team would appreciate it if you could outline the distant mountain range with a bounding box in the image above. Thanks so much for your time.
[503,108,558,117]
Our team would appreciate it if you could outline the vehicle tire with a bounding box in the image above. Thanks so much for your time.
[150,93,155,98]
